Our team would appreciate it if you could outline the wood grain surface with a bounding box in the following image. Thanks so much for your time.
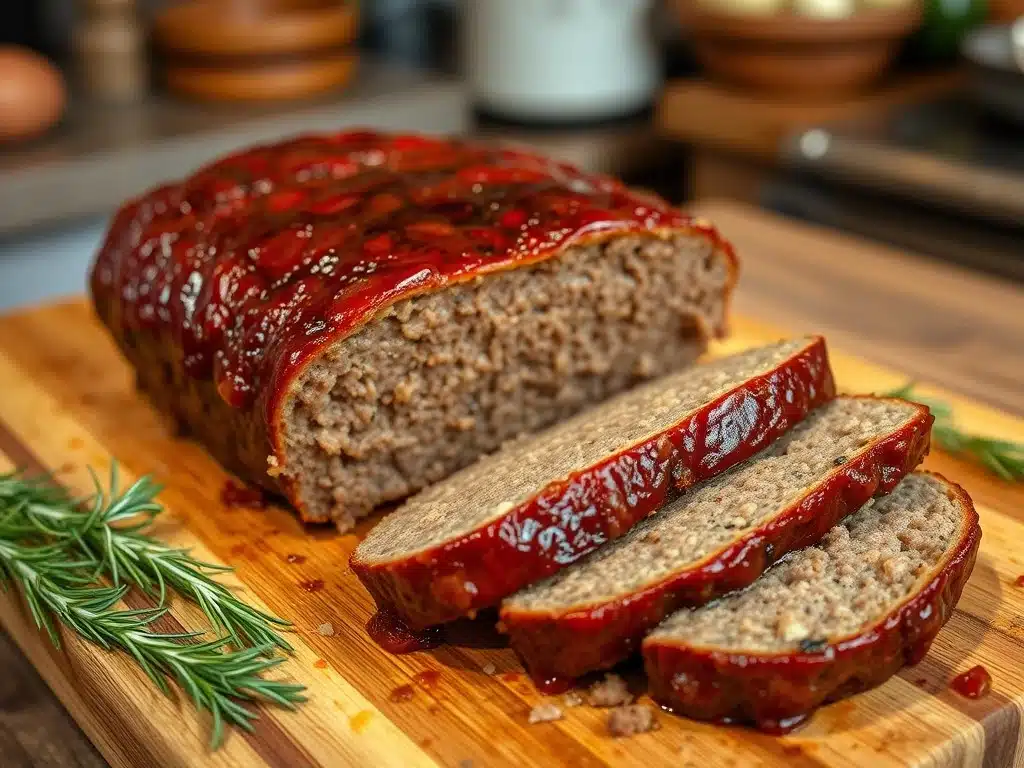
[692,202,1024,418]
[0,202,1022,767]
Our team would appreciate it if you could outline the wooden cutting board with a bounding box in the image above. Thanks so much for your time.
[0,301,1020,768]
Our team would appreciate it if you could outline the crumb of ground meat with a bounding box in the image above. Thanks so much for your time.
[607,705,659,738]
[528,702,564,724]
[317,622,335,636]
[458,760,474,768]
[482,663,497,676]
[588,674,633,707]
[563,691,584,708]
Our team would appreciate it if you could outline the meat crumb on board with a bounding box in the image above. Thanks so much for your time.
[563,691,584,708]
[528,702,565,723]
[588,674,634,707]
[317,622,335,636]
[607,705,659,737]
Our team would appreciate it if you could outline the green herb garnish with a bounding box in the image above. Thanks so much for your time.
[0,467,305,748]
[883,384,1024,481]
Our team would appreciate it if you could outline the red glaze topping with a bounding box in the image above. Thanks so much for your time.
[1014,575,1024,587]
[89,130,727,439]
[353,338,835,629]
[367,608,444,654]
[950,665,991,699]
[502,398,934,680]
[643,473,981,730]
[220,479,267,508]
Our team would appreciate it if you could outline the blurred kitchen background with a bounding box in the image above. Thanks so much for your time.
[1,0,1022,312]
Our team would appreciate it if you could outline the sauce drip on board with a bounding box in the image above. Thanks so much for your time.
[349,710,373,733]
[388,684,415,703]
[413,670,441,690]
[1014,574,1024,587]
[220,480,267,508]
[298,578,325,593]
[531,673,573,695]
[366,608,443,654]
[950,665,991,699]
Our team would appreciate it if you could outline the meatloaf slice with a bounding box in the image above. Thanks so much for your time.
[644,472,980,732]
[500,397,933,679]
[352,336,836,628]
[89,130,738,529]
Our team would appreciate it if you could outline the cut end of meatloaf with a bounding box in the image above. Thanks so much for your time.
[278,233,732,528]
[504,397,925,614]
[647,473,973,654]
[353,335,817,562]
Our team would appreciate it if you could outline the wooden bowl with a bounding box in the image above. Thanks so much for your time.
[155,2,358,102]
[154,2,358,58]
[676,0,923,98]
[164,52,357,102]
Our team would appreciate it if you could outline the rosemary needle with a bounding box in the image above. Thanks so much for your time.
[883,383,1024,481]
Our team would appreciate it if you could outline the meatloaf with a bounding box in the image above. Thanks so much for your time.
[500,397,933,680]
[89,130,737,529]
[352,337,836,628]
[643,472,981,732]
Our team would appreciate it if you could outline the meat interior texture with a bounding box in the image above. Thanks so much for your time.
[89,129,737,528]
[284,234,729,527]
[648,473,965,653]
[505,397,921,612]
[353,337,810,562]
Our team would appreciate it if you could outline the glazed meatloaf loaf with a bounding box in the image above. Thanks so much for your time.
[500,397,933,680]
[89,130,737,529]
[644,472,981,732]
[352,337,836,628]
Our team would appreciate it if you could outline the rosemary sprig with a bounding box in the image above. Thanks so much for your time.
[0,468,306,748]
[0,541,305,747]
[883,383,1024,481]
[6,467,293,652]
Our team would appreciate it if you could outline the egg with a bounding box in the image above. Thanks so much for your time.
[0,46,66,142]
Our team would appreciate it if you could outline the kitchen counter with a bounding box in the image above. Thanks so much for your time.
[2,200,1022,766]
[0,60,469,236]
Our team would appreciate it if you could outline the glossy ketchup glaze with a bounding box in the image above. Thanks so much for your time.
[643,475,982,732]
[367,608,444,654]
[501,399,934,680]
[531,673,574,695]
[1015,575,1024,587]
[950,665,991,699]
[354,337,836,629]
[89,130,730,427]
